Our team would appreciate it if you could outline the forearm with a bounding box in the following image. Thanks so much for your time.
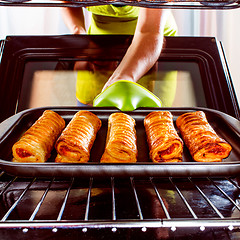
[108,32,164,84]
[62,7,86,34]
[102,8,169,91]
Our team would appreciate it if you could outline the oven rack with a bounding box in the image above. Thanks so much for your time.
[0,171,240,234]
[0,0,239,9]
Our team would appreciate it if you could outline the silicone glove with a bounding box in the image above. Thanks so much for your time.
[93,80,162,111]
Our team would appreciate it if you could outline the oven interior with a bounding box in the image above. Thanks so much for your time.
[0,2,240,239]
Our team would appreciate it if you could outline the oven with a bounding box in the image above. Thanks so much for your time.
[0,2,240,239]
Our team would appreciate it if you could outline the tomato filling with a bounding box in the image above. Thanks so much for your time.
[203,145,225,156]
[16,148,32,158]
[155,143,179,162]
[158,144,177,157]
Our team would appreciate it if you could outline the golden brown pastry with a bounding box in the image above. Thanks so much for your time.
[100,112,137,163]
[144,111,183,162]
[55,110,101,163]
[12,110,65,163]
[176,111,232,162]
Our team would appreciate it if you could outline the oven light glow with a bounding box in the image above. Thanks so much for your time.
[22,228,28,233]
[228,225,234,231]
[171,226,176,232]
[200,226,205,231]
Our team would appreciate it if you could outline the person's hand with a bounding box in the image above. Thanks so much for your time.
[72,26,86,35]
[101,79,115,92]
[102,78,134,92]
[61,7,86,35]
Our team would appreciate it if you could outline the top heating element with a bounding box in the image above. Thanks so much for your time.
[0,0,240,9]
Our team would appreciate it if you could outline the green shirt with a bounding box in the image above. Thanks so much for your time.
[86,5,177,35]
[76,5,178,105]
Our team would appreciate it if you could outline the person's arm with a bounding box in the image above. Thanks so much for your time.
[102,8,170,91]
[62,7,86,34]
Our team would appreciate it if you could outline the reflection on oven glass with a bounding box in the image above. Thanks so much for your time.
[29,71,77,108]
[19,60,206,111]
[75,60,116,106]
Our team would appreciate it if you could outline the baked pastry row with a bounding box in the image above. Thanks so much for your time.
[12,110,232,163]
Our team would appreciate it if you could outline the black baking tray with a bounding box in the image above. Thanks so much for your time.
[0,107,239,178]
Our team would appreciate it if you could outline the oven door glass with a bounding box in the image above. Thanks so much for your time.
[18,60,205,110]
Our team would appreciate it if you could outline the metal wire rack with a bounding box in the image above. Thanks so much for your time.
[0,170,240,235]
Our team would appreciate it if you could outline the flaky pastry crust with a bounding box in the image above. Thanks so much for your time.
[176,111,232,162]
[12,110,65,163]
[55,110,101,163]
[100,112,137,163]
[144,111,183,162]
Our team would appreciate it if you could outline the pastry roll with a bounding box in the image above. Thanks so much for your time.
[12,110,65,163]
[100,112,137,163]
[55,110,101,163]
[144,111,183,162]
[176,111,232,162]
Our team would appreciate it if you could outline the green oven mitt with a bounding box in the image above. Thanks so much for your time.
[93,80,162,111]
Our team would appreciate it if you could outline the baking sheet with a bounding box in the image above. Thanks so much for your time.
[0,107,239,178]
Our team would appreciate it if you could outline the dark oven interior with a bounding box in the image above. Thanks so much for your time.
[0,34,240,239]
[0,35,239,122]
